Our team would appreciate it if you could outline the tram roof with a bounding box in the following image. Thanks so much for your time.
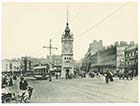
[33,65,48,69]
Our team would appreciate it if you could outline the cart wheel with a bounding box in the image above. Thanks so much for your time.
[24,97,31,103]
[5,97,12,103]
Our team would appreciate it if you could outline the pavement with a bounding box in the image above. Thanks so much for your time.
[24,76,138,103]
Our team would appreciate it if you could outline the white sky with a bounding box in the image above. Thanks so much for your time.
[2,2,137,60]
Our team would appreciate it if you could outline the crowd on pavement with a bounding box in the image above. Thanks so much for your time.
[59,68,137,84]
[1,72,33,103]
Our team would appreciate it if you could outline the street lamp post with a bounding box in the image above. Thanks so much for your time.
[43,39,58,81]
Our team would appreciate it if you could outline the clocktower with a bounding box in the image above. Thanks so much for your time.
[61,9,74,78]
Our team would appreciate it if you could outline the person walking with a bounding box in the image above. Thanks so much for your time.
[19,77,28,91]
[2,75,8,86]
[104,70,110,84]
[13,74,17,80]
[66,69,69,80]
[128,69,133,80]
[49,72,52,82]
[8,76,13,86]
[109,71,114,82]
[55,72,59,79]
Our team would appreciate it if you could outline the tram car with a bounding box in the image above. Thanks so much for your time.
[33,63,50,80]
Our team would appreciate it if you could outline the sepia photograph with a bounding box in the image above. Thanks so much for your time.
[1,0,138,103]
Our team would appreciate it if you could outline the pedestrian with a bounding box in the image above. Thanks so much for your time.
[8,76,13,86]
[109,71,114,82]
[19,77,28,90]
[118,69,122,80]
[2,75,8,86]
[128,69,133,80]
[55,72,58,79]
[133,69,136,77]
[104,70,110,84]
[49,72,52,82]
[13,74,17,80]
[66,69,69,80]
[96,72,100,78]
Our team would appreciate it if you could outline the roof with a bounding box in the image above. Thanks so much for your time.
[125,45,138,52]
[33,66,47,70]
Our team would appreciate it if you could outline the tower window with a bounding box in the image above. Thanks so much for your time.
[64,57,66,60]
[69,57,71,60]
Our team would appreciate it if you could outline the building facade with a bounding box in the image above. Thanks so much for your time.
[98,46,116,73]
[51,55,62,72]
[20,57,32,72]
[61,21,74,77]
[2,59,12,72]
[125,44,138,75]
[2,58,21,73]
[82,40,103,72]
[84,41,130,73]
[90,40,103,55]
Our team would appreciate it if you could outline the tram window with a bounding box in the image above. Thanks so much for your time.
[43,69,45,73]
[36,70,38,74]
[39,70,41,74]
[46,69,48,73]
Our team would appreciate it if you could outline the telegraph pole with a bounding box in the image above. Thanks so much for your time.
[43,39,58,81]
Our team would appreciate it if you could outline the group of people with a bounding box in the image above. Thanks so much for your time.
[65,69,87,80]
[104,68,137,84]
[2,73,17,88]
[55,72,60,79]
[89,71,101,78]
[2,73,33,103]
[117,69,136,80]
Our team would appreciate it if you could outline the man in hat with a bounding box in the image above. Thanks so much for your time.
[19,77,28,91]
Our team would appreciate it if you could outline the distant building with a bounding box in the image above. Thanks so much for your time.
[50,55,62,72]
[90,52,100,72]
[98,45,127,73]
[2,58,21,72]
[130,41,135,46]
[98,45,116,73]
[83,41,132,73]
[82,40,103,72]
[20,57,32,72]
[31,57,48,66]
[125,44,138,75]
[2,59,11,72]
[90,40,103,55]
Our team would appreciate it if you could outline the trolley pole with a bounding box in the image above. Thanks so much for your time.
[43,39,58,81]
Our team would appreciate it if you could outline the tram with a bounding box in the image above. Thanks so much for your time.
[33,64,50,80]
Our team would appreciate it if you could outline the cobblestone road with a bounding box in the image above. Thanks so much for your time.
[27,77,138,103]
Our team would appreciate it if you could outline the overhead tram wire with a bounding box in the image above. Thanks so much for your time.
[75,2,129,39]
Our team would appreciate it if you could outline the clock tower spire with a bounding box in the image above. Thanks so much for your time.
[67,7,68,25]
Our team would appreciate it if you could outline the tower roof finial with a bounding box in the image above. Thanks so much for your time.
[67,7,68,25]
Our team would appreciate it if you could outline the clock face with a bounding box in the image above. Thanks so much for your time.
[62,41,73,54]
[65,43,72,52]
[65,43,69,50]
